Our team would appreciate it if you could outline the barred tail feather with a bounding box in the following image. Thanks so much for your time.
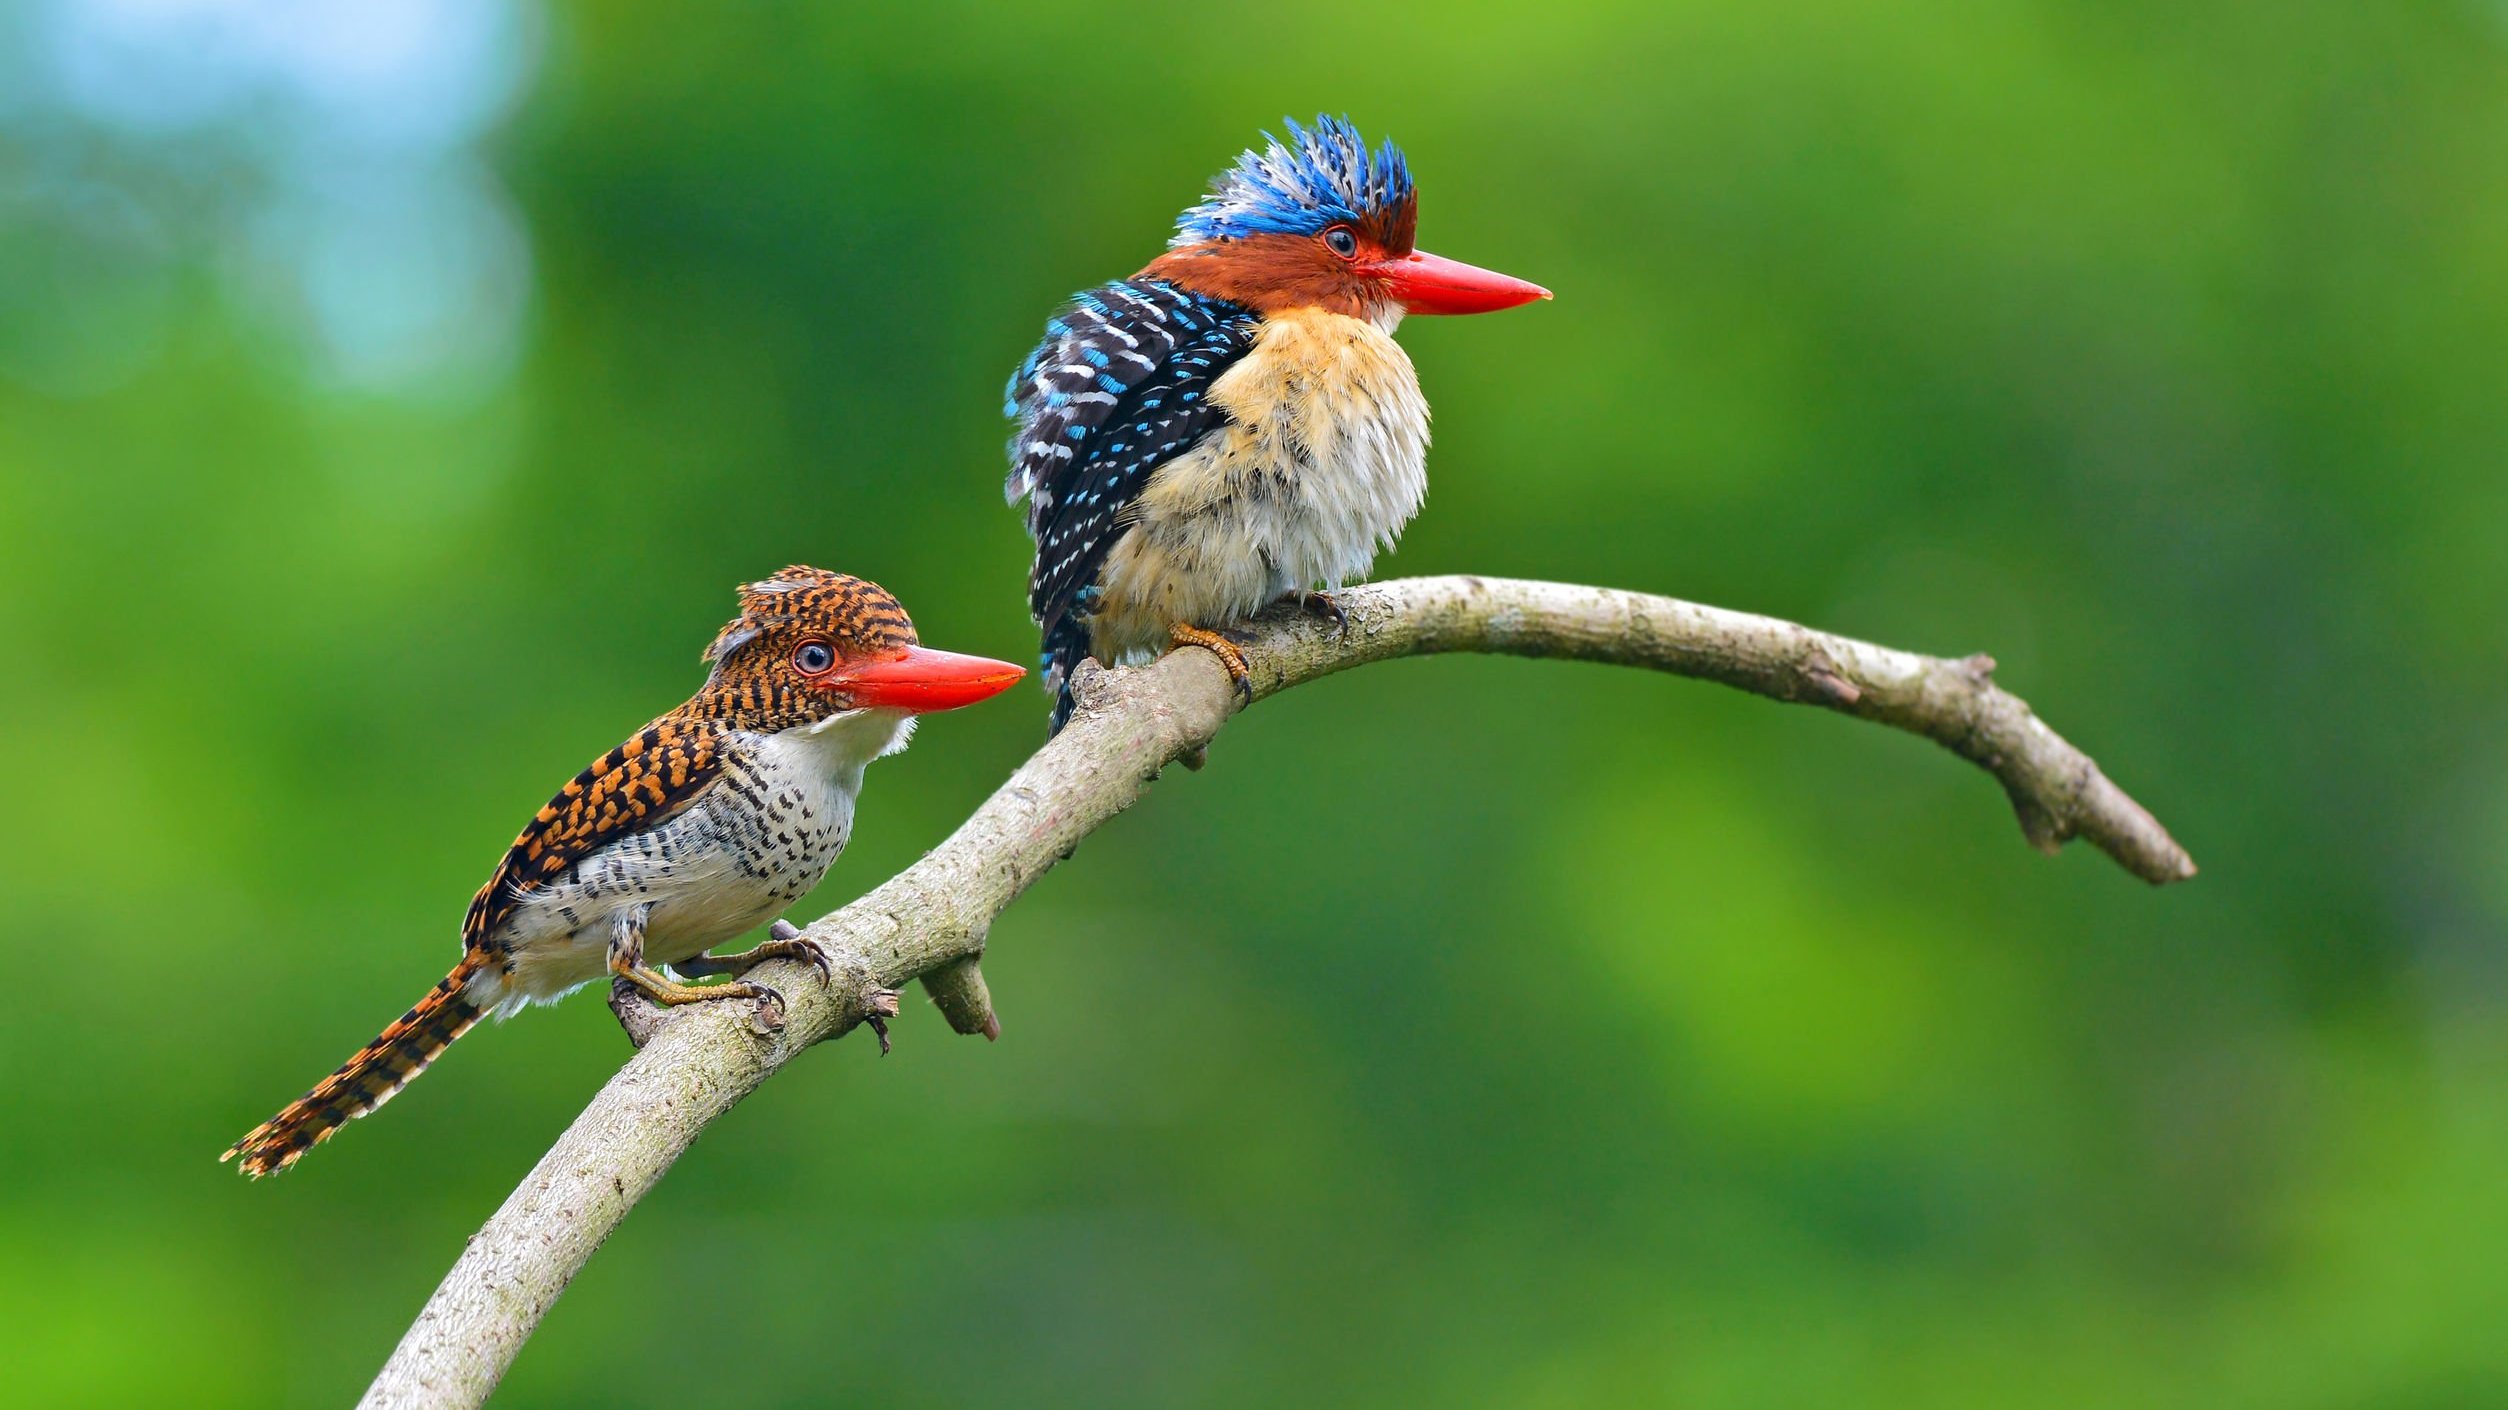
[223,957,486,1178]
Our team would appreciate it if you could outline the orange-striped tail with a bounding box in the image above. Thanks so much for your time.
[223,957,487,1178]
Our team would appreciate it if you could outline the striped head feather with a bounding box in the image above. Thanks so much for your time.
[703,566,916,676]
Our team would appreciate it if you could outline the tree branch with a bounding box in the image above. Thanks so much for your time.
[358,575,2194,1409]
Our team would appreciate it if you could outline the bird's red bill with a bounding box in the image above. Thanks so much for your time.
[1373,249,1551,315]
[831,647,1025,713]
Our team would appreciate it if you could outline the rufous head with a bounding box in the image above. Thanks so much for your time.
[1142,116,1550,321]
[701,566,1023,725]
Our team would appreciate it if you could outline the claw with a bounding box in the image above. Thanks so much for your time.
[762,918,832,983]
[1297,590,1348,634]
[765,918,832,984]
[750,983,788,1033]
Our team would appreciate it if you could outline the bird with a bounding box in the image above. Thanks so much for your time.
[222,567,1024,1177]
[1004,115,1548,730]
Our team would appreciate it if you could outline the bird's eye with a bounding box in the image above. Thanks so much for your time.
[1323,226,1359,259]
[793,641,835,674]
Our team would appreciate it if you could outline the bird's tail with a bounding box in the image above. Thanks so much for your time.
[1043,616,1093,735]
[223,955,488,1178]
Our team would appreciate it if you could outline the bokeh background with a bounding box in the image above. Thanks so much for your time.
[4,0,2505,1405]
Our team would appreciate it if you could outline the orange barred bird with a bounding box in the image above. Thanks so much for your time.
[223,568,1023,1177]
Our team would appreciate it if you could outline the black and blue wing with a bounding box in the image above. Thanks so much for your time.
[1004,278,1258,727]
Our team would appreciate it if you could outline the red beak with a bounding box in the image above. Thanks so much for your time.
[1368,249,1551,315]
[826,646,1025,714]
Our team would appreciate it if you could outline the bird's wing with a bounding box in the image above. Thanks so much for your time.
[1004,278,1257,529]
[462,717,726,951]
[1023,316,1253,634]
[1004,279,1259,670]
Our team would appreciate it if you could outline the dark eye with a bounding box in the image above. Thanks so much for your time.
[1323,226,1358,259]
[793,641,835,674]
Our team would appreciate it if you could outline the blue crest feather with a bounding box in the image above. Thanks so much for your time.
[1171,115,1413,246]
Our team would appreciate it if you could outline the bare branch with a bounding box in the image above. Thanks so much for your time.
[358,575,2193,1409]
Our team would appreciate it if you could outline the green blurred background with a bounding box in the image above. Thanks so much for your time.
[5,0,2505,1404]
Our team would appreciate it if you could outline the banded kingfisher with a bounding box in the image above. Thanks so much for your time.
[224,568,1023,1177]
[1004,116,1548,729]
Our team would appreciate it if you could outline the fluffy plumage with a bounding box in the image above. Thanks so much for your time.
[1080,308,1428,679]
[1006,117,1433,729]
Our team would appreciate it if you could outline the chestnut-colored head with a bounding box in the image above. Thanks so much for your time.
[1140,116,1549,321]
[698,566,1022,728]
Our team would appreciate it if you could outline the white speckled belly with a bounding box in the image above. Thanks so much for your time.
[474,715,901,1012]
[1090,306,1429,662]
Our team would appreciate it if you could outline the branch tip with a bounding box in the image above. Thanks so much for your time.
[921,956,1002,1040]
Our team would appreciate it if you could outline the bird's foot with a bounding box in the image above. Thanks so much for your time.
[672,920,833,988]
[1168,622,1253,705]
[611,961,786,1032]
[863,988,902,1055]
[1287,589,1347,635]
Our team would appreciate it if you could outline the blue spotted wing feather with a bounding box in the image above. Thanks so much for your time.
[1024,316,1250,636]
[1004,279,1258,727]
[1003,279,1254,519]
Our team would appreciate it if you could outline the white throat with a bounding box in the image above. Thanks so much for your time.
[794,706,917,769]
[740,707,915,839]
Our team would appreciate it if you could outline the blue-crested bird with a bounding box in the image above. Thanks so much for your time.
[1004,116,1548,729]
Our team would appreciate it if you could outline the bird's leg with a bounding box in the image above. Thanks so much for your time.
[607,905,784,1028]
[1168,622,1253,705]
[679,921,900,1052]
[672,918,833,987]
